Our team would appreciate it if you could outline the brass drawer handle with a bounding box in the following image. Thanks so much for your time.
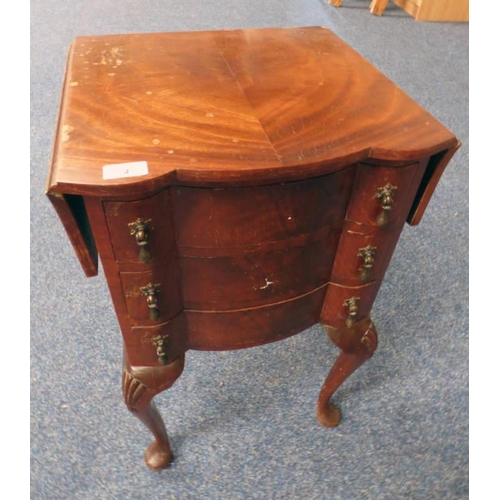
[357,245,377,282]
[152,335,169,366]
[375,184,397,226]
[128,218,152,263]
[140,283,161,321]
[343,297,360,327]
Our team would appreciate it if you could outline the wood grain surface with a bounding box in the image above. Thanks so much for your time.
[46,27,458,196]
[46,27,461,469]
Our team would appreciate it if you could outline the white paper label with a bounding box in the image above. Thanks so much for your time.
[102,161,148,180]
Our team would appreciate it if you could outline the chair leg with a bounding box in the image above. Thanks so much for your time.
[370,0,390,16]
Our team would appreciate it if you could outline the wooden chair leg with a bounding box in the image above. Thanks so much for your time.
[370,0,390,16]
[317,318,378,427]
[330,0,388,14]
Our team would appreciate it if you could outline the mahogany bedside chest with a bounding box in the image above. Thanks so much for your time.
[46,26,459,471]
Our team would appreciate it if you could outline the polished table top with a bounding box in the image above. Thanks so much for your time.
[47,26,457,197]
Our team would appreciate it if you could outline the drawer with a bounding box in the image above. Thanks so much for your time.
[125,315,188,367]
[186,287,326,350]
[320,281,379,329]
[104,189,176,266]
[331,223,402,286]
[180,227,340,310]
[174,167,356,248]
[346,163,419,227]
[121,261,183,326]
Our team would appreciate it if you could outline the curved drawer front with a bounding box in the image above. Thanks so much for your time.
[346,163,419,227]
[104,189,176,267]
[120,261,183,326]
[186,287,326,350]
[125,316,188,367]
[174,168,356,248]
[330,223,401,286]
[180,227,339,310]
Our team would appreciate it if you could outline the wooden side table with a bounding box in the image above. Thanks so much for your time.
[46,27,459,471]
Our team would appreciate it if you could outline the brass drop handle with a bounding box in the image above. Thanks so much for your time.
[152,335,169,366]
[140,283,161,321]
[375,184,397,226]
[357,245,377,282]
[343,297,360,327]
[128,218,152,263]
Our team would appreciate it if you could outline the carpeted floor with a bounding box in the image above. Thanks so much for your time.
[31,1,468,498]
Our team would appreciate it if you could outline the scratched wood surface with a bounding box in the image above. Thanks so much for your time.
[46,27,461,470]
[46,26,458,196]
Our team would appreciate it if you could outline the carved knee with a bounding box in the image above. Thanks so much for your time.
[323,317,378,357]
[122,369,149,411]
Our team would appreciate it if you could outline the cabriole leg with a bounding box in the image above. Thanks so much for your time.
[317,317,378,427]
[122,355,185,471]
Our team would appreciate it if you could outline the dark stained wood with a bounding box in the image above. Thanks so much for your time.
[127,314,188,367]
[46,27,460,471]
[180,228,339,310]
[120,262,183,325]
[346,162,420,227]
[320,281,379,329]
[317,318,378,427]
[407,142,461,225]
[178,224,342,258]
[83,197,135,336]
[47,193,98,277]
[173,168,355,248]
[123,355,185,471]
[185,287,327,350]
[104,189,176,266]
[330,222,401,286]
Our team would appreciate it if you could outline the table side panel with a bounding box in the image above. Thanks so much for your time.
[104,189,176,265]
[120,261,183,326]
[321,281,379,329]
[48,193,98,277]
[128,315,188,367]
[321,157,428,328]
[346,162,419,227]
[330,222,402,286]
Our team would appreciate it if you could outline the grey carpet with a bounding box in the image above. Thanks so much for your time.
[31,1,468,498]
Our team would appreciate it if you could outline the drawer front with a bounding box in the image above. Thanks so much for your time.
[180,227,340,310]
[174,168,356,248]
[121,261,183,326]
[125,316,188,367]
[104,189,176,266]
[320,281,379,329]
[331,224,402,286]
[186,287,326,350]
[346,163,419,227]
